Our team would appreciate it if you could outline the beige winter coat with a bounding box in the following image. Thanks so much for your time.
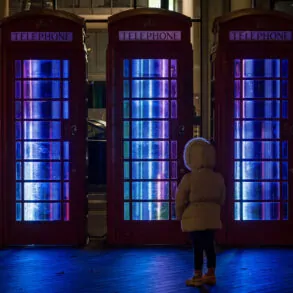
[175,138,226,232]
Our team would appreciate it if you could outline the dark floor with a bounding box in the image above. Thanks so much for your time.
[0,245,293,293]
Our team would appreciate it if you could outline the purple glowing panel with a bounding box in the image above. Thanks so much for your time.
[132,141,169,159]
[242,59,281,78]
[132,80,169,98]
[23,80,61,99]
[23,121,61,139]
[171,100,177,118]
[243,80,280,98]
[234,101,240,118]
[132,161,169,180]
[171,80,177,98]
[132,181,169,200]
[131,100,169,119]
[132,121,169,139]
[23,60,61,78]
[15,81,21,98]
[242,101,280,119]
[234,80,241,98]
[171,141,177,159]
[171,181,177,200]
[132,202,169,220]
[171,59,177,78]
[23,101,61,119]
[132,59,168,78]
[171,162,177,179]
[234,59,241,78]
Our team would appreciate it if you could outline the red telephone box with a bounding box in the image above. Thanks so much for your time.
[0,10,87,246]
[107,8,193,245]
[212,9,293,246]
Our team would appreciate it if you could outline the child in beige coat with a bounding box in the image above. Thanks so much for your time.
[175,137,226,287]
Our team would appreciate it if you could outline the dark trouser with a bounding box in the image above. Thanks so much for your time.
[190,230,216,271]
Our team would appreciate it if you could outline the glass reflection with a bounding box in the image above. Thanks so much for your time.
[124,182,130,200]
[242,59,280,78]
[171,100,177,119]
[243,80,280,98]
[24,101,61,119]
[24,182,61,200]
[132,121,169,139]
[132,80,169,98]
[15,81,21,99]
[131,100,169,119]
[24,142,61,160]
[16,203,22,221]
[124,202,130,220]
[23,60,61,78]
[63,101,69,119]
[242,101,280,119]
[132,181,169,200]
[24,121,61,139]
[132,59,168,78]
[132,202,169,220]
[242,202,280,220]
[23,80,61,99]
[132,141,169,159]
[132,161,169,180]
[24,162,61,180]
[24,203,61,221]
[123,59,129,78]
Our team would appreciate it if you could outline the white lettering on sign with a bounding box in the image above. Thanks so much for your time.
[119,31,181,41]
[11,32,73,42]
[229,31,292,41]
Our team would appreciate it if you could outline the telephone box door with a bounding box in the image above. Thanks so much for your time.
[1,11,87,246]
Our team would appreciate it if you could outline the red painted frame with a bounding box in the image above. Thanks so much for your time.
[212,9,293,246]
[0,10,87,246]
[107,9,193,245]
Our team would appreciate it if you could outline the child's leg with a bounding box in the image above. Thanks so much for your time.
[202,230,217,285]
[186,231,204,286]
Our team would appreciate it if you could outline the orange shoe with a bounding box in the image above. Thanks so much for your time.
[186,271,202,287]
[202,269,216,285]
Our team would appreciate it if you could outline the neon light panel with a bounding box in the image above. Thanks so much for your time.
[233,59,288,221]
[15,60,70,221]
[123,59,178,220]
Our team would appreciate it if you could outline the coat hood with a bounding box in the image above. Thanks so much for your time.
[183,137,216,171]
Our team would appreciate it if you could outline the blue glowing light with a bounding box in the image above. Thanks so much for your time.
[15,59,70,222]
[123,59,178,220]
[233,59,288,221]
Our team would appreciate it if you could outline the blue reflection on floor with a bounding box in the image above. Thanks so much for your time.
[0,247,293,293]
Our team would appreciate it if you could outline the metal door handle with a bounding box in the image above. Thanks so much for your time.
[179,125,185,136]
[71,125,77,136]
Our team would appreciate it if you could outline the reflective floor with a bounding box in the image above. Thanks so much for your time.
[0,246,293,293]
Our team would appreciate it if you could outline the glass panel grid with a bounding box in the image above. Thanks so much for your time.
[233,59,288,221]
[15,59,70,222]
[123,59,178,221]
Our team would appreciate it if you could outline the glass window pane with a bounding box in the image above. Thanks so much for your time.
[234,59,241,78]
[281,59,288,78]
[242,101,280,119]
[132,141,169,159]
[124,141,130,159]
[282,182,288,201]
[15,81,21,99]
[132,161,169,179]
[132,59,168,78]
[64,182,69,200]
[63,60,69,78]
[123,101,129,118]
[171,161,177,179]
[123,59,129,78]
[64,142,69,160]
[63,81,69,99]
[171,141,177,159]
[241,121,280,139]
[234,202,240,220]
[15,101,21,119]
[23,81,61,99]
[16,203,22,221]
[132,80,169,98]
[234,182,280,200]
[283,202,288,220]
[171,80,177,98]
[15,60,22,78]
[124,182,129,200]
[24,162,61,180]
[24,203,61,221]
[16,142,21,159]
[123,121,129,139]
[124,162,129,179]
[123,80,129,98]
[131,100,169,119]
[24,142,60,160]
[282,141,288,159]
[171,202,176,220]
[243,80,280,98]
[24,121,61,139]
[235,141,280,159]
[16,162,22,180]
[235,161,283,180]
[64,203,70,221]
[63,101,69,119]
[24,182,61,200]
[171,59,177,78]
[132,202,169,220]
[132,181,169,200]
[64,162,69,180]
[242,202,280,221]
[234,101,240,118]
[171,181,177,200]
[23,60,61,78]
[242,59,280,78]
[234,80,241,98]
[282,101,288,118]
[234,121,240,139]
[132,121,169,139]
[171,100,177,118]
[24,101,61,119]
[16,122,22,139]
[124,202,130,220]
[16,183,21,200]
[282,80,288,98]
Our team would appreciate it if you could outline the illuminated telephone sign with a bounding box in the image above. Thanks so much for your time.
[11,31,73,42]
[229,30,292,41]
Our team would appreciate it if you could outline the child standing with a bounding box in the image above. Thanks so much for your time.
[175,137,226,287]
